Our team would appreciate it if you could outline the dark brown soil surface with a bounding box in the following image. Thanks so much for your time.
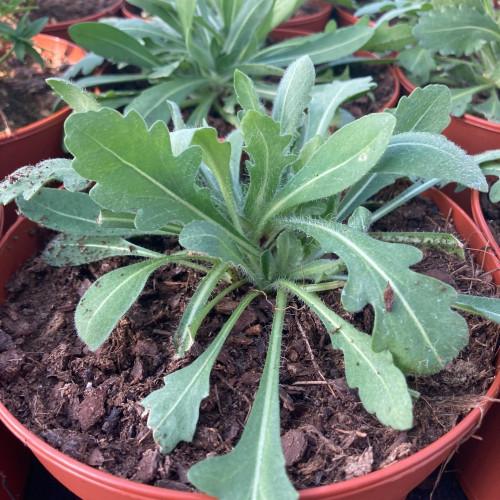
[0,49,72,133]
[341,61,397,118]
[28,0,119,24]
[0,196,498,493]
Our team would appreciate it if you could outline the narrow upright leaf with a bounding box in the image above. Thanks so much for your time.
[188,290,297,500]
[242,111,295,222]
[272,56,315,138]
[234,69,265,114]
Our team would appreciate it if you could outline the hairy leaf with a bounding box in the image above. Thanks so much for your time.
[46,78,100,113]
[386,85,451,134]
[413,6,500,57]
[453,294,500,324]
[188,290,297,500]
[281,282,413,430]
[282,217,469,374]
[76,257,170,350]
[43,235,164,267]
[373,132,488,191]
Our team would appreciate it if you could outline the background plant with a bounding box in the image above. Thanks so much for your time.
[1,57,500,499]
[0,0,47,68]
[356,0,500,123]
[65,0,377,127]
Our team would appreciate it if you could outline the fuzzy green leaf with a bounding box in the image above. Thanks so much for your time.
[174,261,231,356]
[281,282,413,430]
[46,78,100,113]
[242,111,295,222]
[453,294,500,324]
[64,108,228,232]
[306,77,374,142]
[179,221,249,268]
[272,56,315,138]
[387,85,451,134]
[43,235,164,267]
[188,290,297,500]
[397,46,436,84]
[260,113,396,229]
[413,6,500,57]
[76,258,170,350]
[0,159,88,205]
[373,132,488,191]
[15,189,147,236]
[234,69,265,114]
[142,291,261,452]
[282,217,469,374]
[69,22,162,68]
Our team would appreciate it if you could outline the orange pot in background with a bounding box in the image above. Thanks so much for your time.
[0,34,86,234]
[1,187,499,500]
[42,0,124,41]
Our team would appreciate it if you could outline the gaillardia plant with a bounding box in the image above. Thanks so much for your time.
[1,57,500,499]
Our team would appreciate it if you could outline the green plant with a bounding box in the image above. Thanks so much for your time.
[65,0,377,127]
[0,0,47,67]
[2,57,500,499]
[363,0,500,123]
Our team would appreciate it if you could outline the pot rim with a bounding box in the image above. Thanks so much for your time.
[41,0,124,32]
[0,188,499,498]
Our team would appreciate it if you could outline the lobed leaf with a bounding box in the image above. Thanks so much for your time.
[281,217,469,374]
[281,282,413,430]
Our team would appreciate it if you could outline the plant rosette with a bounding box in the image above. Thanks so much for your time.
[1,58,500,500]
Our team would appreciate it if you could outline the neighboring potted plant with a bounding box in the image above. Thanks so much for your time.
[0,1,86,233]
[66,0,376,128]
[391,0,500,154]
[1,59,500,499]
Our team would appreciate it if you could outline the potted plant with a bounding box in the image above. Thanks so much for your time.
[0,1,87,235]
[1,59,500,499]
[65,0,376,128]
[390,0,500,154]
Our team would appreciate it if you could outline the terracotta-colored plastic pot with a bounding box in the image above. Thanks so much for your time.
[0,34,85,235]
[455,402,500,500]
[121,1,141,19]
[0,419,31,500]
[395,66,500,155]
[42,0,124,41]
[471,188,500,261]
[334,6,360,27]
[0,187,499,500]
[270,1,334,38]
